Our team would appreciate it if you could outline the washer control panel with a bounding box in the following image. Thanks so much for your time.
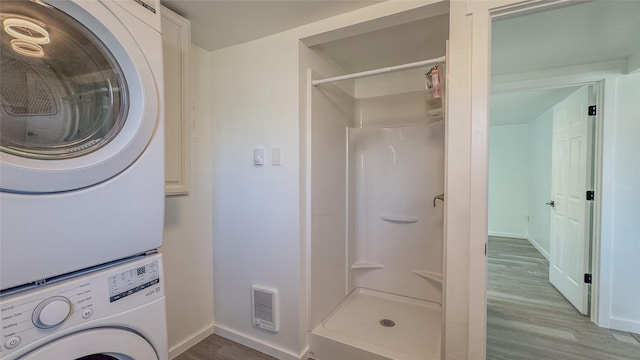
[0,255,163,357]
[108,260,159,303]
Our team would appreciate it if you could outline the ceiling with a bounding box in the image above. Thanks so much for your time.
[313,14,449,73]
[160,0,640,126]
[160,0,381,51]
[489,0,640,125]
[491,0,640,76]
[490,87,581,126]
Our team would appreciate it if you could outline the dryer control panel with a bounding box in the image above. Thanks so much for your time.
[0,254,163,358]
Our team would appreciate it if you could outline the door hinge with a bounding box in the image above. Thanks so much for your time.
[584,273,592,284]
[588,105,597,116]
[586,190,595,201]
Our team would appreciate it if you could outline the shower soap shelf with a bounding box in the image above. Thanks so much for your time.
[380,216,417,224]
[351,262,384,270]
[411,270,442,284]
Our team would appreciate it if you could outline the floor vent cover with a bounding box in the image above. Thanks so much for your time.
[252,285,279,332]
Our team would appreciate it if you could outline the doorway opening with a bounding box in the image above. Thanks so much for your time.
[485,0,640,357]
[488,82,599,315]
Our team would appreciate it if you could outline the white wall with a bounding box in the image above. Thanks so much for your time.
[161,45,214,358]
[207,2,448,359]
[527,110,553,257]
[210,30,307,359]
[488,124,530,238]
[488,108,552,258]
[308,77,353,329]
[608,72,640,333]
[303,46,355,332]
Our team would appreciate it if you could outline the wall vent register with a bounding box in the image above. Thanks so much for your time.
[251,285,279,332]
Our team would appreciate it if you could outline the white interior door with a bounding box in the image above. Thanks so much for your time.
[549,85,593,315]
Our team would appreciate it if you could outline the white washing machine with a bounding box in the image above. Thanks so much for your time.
[0,253,168,360]
[0,0,165,291]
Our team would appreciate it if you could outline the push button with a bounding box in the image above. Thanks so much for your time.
[4,336,21,349]
[81,308,93,319]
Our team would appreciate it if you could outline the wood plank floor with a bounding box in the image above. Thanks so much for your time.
[174,334,277,360]
[175,236,639,359]
[487,236,640,360]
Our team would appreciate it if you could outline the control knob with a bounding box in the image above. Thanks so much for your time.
[32,296,72,329]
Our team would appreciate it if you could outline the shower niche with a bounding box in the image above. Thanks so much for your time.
[304,3,448,360]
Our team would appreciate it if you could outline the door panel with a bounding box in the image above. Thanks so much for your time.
[549,85,592,315]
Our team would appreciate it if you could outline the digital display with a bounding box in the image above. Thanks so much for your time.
[108,260,159,302]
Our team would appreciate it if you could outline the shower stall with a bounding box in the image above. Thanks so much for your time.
[306,55,446,360]
[304,7,448,358]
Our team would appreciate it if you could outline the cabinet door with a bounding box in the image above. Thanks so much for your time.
[161,6,190,195]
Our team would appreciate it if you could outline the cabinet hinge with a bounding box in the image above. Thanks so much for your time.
[588,105,597,116]
[586,190,595,201]
[584,273,592,284]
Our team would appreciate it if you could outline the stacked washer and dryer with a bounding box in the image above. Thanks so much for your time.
[0,0,168,359]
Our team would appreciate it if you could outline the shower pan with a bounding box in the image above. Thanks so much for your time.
[312,288,441,360]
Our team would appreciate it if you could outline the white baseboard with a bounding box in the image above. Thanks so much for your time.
[169,324,214,359]
[214,324,308,360]
[488,231,527,239]
[526,236,550,260]
[300,347,311,360]
[608,317,640,335]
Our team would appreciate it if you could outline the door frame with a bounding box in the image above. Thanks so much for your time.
[446,1,618,358]
[493,79,603,318]
[493,73,616,328]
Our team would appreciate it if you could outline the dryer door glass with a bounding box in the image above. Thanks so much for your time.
[0,0,128,159]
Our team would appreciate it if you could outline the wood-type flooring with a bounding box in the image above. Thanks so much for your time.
[487,236,640,360]
[174,334,276,360]
[175,236,640,360]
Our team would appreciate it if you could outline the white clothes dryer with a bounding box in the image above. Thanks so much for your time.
[0,253,168,360]
[0,0,165,290]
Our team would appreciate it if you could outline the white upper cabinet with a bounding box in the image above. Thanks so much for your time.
[161,6,190,196]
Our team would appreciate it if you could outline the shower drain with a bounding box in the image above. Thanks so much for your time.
[379,319,395,327]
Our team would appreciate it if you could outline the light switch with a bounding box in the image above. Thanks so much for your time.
[272,147,282,166]
[253,147,264,166]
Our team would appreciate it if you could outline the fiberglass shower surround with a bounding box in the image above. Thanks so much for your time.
[349,123,444,303]
[308,57,446,360]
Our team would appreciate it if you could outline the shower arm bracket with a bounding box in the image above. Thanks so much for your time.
[433,193,444,207]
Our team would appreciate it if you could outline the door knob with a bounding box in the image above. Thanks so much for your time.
[545,200,555,207]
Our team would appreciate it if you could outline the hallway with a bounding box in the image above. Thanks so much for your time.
[486,236,640,360]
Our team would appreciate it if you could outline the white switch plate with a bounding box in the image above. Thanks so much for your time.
[253,147,264,166]
[272,147,282,166]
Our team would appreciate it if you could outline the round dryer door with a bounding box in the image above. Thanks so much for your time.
[17,328,159,359]
[0,0,159,193]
